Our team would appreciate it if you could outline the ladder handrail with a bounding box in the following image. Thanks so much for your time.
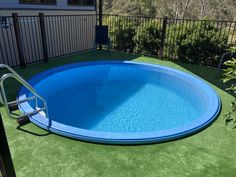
[216,52,232,77]
[0,64,48,118]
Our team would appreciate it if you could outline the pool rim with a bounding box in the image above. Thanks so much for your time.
[17,60,221,144]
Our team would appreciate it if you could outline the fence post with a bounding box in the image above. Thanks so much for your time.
[159,16,168,58]
[12,13,25,68]
[98,0,103,50]
[39,13,49,63]
[0,114,17,177]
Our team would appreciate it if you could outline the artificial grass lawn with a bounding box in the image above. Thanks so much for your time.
[1,50,236,177]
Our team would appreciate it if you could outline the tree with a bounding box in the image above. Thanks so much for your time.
[171,0,193,18]
[199,0,208,19]
[103,0,236,21]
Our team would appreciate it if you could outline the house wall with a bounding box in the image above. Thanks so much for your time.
[0,9,96,16]
[0,1,97,66]
[0,0,96,16]
[0,0,96,12]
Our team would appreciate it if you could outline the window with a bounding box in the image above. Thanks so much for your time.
[20,0,56,5]
[68,0,95,6]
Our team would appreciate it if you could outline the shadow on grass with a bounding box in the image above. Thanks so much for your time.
[16,125,51,137]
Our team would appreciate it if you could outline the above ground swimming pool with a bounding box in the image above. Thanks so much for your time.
[18,61,221,144]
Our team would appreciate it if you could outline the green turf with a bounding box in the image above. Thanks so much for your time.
[1,50,236,177]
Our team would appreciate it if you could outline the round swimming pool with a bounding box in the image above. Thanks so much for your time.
[18,61,221,144]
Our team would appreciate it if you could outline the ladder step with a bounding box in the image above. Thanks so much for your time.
[9,103,18,112]
[8,96,36,106]
[15,107,45,121]
[17,116,30,126]
[8,96,36,112]
[24,108,46,117]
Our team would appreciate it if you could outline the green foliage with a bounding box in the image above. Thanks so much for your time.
[168,21,228,66]
[109,18,136,52]
[135,20,162,55]
[104,0,236,21]
[223,47,236,127]
[105,16,230,66]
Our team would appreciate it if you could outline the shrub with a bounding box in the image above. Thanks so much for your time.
[223,47,236,127]
[135,20,162,55]
[105,16,229,67]
[109,18,136,52]
[167,21,228,66]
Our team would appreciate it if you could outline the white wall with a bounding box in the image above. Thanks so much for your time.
[0,0,95,11]
[0,9,96,16]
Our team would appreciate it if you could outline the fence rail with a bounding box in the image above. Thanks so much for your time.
[0,13,97,67]
[0,14,236,67]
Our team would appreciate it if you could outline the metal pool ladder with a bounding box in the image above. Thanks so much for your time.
[0,64,48,124]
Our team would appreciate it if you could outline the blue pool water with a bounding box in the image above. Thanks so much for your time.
[18,61,221,144]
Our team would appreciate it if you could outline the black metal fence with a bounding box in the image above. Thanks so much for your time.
[1,13,236,67]
[0,13,97,67]
[103,14,236,66]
